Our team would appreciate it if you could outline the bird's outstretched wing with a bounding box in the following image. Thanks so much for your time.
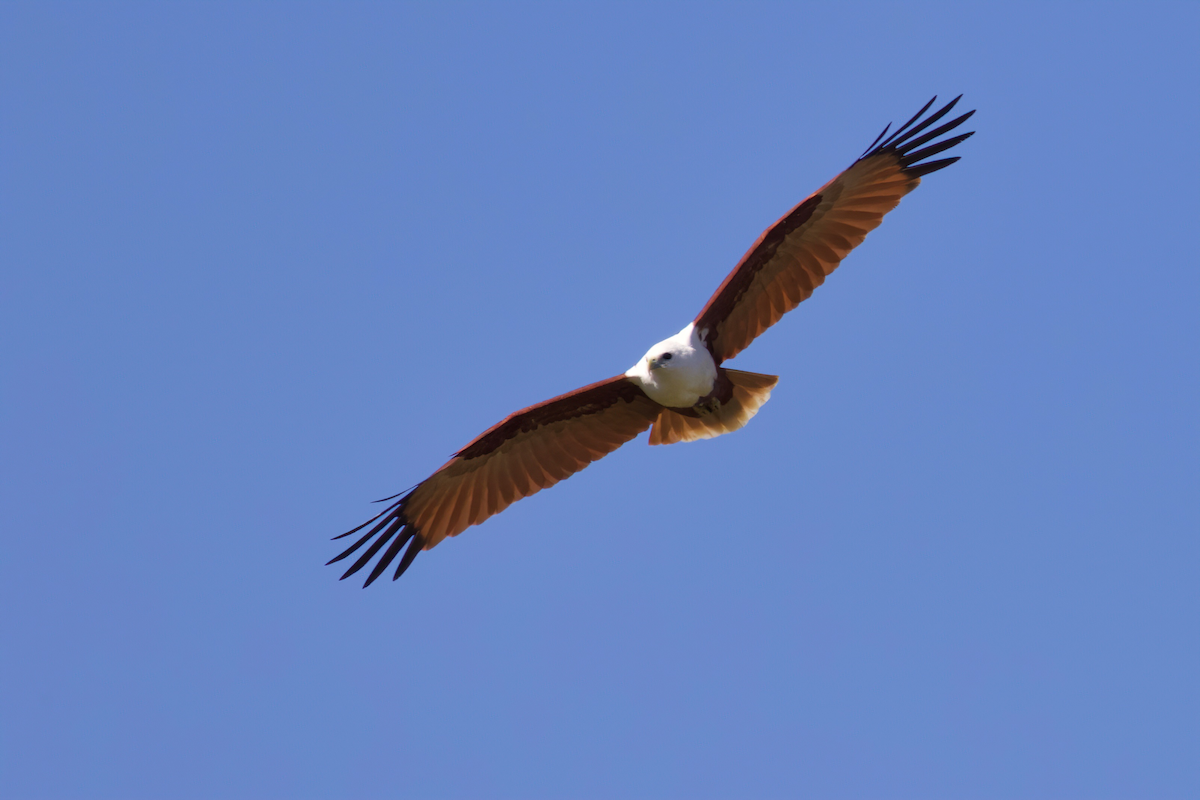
[694,96,975,364]
[328,376,661,586]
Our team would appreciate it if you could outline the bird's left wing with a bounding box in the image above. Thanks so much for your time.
[694,96,975,364]
[328,375,661,586]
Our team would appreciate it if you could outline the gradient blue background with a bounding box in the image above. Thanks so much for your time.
[2,3,1197,798]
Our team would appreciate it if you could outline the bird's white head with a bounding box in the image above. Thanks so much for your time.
[625,323,717,408]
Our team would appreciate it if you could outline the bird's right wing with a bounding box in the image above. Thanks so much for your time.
[693,96,975,364]
[328,375,661,586]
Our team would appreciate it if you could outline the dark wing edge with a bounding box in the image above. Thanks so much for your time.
[858,94,976,178]
[326,492,425,587]
[327,375,659,587]
[693,95,975,361]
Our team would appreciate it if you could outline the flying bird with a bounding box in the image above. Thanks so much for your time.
[329,95,975,586]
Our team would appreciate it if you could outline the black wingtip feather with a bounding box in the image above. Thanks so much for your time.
[860,122,892,159]
[901,131,975,166]
[339,517,403,581]
[861,95,974,177]
[392,535,424,581]
[905,156,961,179]
[882,95,960,151]
[895,110,975,157]
[882,95,938,148]
[328,489,425,586]
[330,505,390,540]
[327,521,386,565]
[362,525,415,587]
[374,483,419,503]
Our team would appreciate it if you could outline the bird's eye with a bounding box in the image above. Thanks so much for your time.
[660,353,672,360]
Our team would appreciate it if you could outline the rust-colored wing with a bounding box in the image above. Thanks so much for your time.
[694,96,975,364]
[327,376,662,586]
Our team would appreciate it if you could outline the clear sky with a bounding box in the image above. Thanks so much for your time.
[2,3,1197,798]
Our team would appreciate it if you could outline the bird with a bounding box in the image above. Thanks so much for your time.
[328,95,975,587]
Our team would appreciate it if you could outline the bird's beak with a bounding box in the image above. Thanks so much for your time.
[647,357,663,371]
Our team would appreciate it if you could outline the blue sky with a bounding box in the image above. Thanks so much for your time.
[2,3,1197,798]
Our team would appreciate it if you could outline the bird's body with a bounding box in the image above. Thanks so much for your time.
[329,96,975,586]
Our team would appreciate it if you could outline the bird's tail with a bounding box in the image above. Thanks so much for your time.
[648,369,778,445]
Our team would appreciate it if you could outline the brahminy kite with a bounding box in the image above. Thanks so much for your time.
[330,95,975,586]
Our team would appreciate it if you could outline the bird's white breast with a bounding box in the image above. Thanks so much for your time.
[625,322,717,408]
